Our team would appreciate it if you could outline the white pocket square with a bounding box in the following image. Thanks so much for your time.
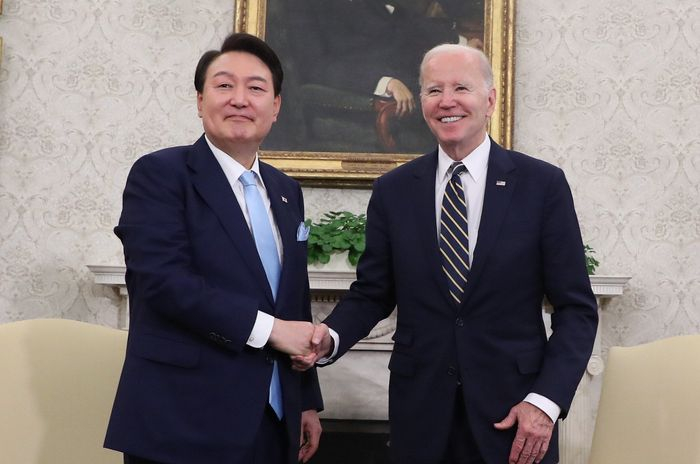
[297,222,310,241]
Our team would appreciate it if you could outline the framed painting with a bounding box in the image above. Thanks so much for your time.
[235,0,514,186]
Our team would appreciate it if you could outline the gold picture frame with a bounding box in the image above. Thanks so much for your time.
[235,0,514,187]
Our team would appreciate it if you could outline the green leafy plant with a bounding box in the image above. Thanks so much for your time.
[584,245,600,275]
[306,211,601,275]
[306,211,366,266]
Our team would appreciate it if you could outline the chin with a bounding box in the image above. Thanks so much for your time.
[437,134,466,146]
[226,132,254,142]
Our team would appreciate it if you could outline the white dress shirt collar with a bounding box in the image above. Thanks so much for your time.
[436,134,490,184]
[204,135,264,187]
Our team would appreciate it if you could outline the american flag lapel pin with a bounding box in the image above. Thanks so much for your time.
[496,180,506,187]
[281,196,288,203]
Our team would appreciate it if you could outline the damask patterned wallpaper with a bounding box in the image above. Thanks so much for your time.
[514,1,700,348]
[0,1,236,325]
[0,0,698,350]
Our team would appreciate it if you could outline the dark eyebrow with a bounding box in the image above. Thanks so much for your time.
[211,71,269,85]
[246,76,270,86]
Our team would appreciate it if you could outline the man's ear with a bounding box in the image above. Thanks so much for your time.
[486,87,497,118]
[196,92,203,118]
[272,94,282,122]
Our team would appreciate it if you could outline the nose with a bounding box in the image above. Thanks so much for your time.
[438,90,458,108]
[228,87,248,107]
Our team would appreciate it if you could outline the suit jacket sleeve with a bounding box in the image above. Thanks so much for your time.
[115,153,259,352]
[324,178,398,357]
[534,167,598,418]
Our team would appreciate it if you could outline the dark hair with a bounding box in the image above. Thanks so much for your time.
[193,33,284,96]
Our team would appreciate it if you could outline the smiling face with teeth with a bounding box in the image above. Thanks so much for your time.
[419,46,496,160]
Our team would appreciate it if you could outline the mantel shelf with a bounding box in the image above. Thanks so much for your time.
[88,264,629,297]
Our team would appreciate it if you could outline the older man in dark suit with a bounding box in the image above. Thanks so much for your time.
[296,44,598,464]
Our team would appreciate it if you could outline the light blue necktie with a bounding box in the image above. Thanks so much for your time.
[239,170,284,420]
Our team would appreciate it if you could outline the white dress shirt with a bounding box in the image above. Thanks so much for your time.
[205,136,279,349]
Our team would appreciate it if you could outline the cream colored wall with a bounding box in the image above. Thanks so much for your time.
[1,0,699,349]
[513,1,700,348]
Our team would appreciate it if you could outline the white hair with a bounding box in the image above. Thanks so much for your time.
[419,43,494,91]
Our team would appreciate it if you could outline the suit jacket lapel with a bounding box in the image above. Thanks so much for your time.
[459,139,517,311]
[186,136,274,305]
[411,150,455,309]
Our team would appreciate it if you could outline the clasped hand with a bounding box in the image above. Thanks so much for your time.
[268,320,332,371]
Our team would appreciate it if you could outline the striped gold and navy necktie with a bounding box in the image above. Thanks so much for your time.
[439,163,469,305]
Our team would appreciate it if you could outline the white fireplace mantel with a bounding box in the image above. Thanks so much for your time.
[88,263,628,393]
[88,265,629,301]
[88,263,630,463]
[88,264,629,329]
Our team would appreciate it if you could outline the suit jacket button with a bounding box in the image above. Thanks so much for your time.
[447,366,457,376]
[455,317,464,327]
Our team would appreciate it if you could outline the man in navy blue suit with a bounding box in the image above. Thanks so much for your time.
[104,33,323,464]
[295,44,598,464]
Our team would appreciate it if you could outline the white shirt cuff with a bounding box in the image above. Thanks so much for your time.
[246,310,274,348]
[316,327,340,365]
[374,76,393,97]
[524,393,561,423]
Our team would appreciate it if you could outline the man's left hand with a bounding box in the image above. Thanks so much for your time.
[298,409,322,463]
[493,401,554,464]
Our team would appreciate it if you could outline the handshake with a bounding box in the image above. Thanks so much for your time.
[268,320,333,371]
